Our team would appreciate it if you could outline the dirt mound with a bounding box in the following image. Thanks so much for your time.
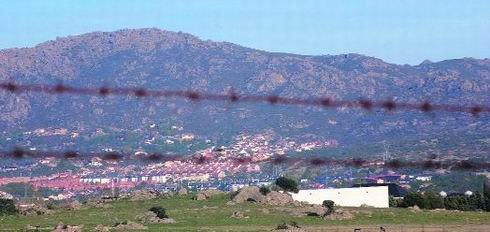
[130,190,159,201]
[265,191,294,206]
[231,186,265,203]
[52,222,83,232]
[135,211,177,224]
[194,189,225,200]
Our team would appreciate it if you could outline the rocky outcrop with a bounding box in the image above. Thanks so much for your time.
[135,211,176,224]
[113,221,147,230]
[231,186,265,203]
[264,191,294,206]
[52,222,83,232]
[130,190,159,201]
[177,188,188,196]
[323,209,354,220]
[194,189,224,200]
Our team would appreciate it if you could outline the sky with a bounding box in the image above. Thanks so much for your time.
[0,0,489,64]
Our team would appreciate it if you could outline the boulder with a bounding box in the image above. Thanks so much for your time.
[194,193,207,200]
[19,204,53,216]
[113,220,147,230]
[264,191,294,206]
[323,209,354,220]
[281,205,328,217]
[52,222,83,232]
[93,225,111,232]
[194,189,224,200]
[178,188,188,196]
[230,211,248,219]
[135,211,177,224]
[231,186,265,203]
[130,190,159,201]
[67,200,82,210]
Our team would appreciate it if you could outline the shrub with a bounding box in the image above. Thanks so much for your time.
[402,192,425,208]
[322,200,335,214]
[149,206,168,219]
[259,185,271,195]
[0,199,18,216]
[275,177,299,193]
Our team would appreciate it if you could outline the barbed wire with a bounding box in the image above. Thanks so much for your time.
[1,148,488,171]
[1,81,488,115]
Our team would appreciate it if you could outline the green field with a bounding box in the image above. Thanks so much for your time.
[1,194,490,231]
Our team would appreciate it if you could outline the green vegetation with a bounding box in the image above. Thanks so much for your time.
[275,177,299,193]
[1,194,490,231]
[149,206,168,219]
[395,191,489,211]
[259,185,271,196]
[0,199,17,216]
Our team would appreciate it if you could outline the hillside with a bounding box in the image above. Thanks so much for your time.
[2,194,490,231]
[0,28,489,155]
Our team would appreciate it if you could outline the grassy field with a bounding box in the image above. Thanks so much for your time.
[1,194,490,231]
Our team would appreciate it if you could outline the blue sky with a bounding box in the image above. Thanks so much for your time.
[0,0,489,64]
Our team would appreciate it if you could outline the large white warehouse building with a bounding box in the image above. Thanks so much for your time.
[290,186,389,208]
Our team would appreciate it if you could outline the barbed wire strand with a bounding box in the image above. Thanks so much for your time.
[1,82,488,115]
[1,148,488,171]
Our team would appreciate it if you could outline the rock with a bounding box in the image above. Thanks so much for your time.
[261,208,270,214]
[93,225,111,232]
[135,211,177,224]
[194,193,207,200]
[113,220,147,230]
[67,200,82,210]
[231,186,265,203]
[86,200,113,209]
[52,222,83,232]
[226,201,236,206]
[18,204,53,216]
[178,188,188,196]
[230,211,248,219]
[130,190,159,201]
[281,205,327,217]
[194,189,224,200]
[323,209,354,220]
[409,205,422,212]
[264,191,294,206]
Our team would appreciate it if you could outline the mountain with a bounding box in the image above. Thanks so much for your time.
[0,28,489,156]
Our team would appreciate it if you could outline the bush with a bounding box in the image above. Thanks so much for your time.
[149,206,168,219]
[424,192,444,209]
[0,199,17,216]
[402,192,425,208]
[259,185,271,195]
[275,177,299,193]
[322,200,335,214]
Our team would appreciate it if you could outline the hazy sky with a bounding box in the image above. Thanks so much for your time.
[1,0,489,64]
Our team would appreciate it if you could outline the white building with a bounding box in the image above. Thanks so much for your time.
[290,186,389,208]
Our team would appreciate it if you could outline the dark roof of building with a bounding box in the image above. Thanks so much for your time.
[351,183,408,197]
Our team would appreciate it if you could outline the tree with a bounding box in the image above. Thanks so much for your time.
[322,200,335,214]
[402,192,425,208]
[275,177,299,193]
[424,192,444,209]
[0,199,18,216]
[149,206,168,219]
